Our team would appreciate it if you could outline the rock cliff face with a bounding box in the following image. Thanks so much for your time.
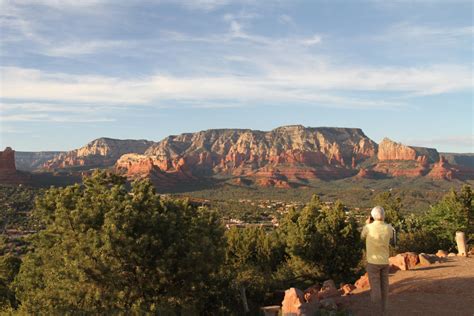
[116,126,377,188]
[43,138,155,170]
[427,156,455,180]
[38,126,473,188]
[377,138,439,163]
[373,138,440,177]
[0,147,30,184]
[0,147,16,172]
[15,151,64,171]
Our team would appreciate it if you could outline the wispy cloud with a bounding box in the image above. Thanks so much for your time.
[42,40,131,57]
[301,35,322,46]
[0,113,115,123]
[378,22,474,48]
[1,62,471,111]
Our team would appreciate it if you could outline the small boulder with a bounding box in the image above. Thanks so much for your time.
[318,280,340,300]
[400,252,419,269]
[448,252,457,257]
[419,253,438,266]
[303,285,320,304]
[339,283,356,296]
[389,264,399,273]
[355,272,370,289]
[281,288,305,315]
[389,254,408,270]
[436,250,448,258]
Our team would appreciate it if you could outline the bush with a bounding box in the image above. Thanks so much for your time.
[13,171,225,314]
[423,185,472,252]
[278,196,362,285]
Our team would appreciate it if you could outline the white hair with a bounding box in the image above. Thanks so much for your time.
[371,206,385,221]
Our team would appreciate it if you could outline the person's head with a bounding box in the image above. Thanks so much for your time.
[371,206,385,221]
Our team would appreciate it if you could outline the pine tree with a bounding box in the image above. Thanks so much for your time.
[13,171,225,314]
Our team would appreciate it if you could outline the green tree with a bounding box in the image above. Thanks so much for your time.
[224,226,284,313]
[277,196,362,285]
[13,171,225,314]
[0,254,21,311]
[424,186,472,251]
[373,191,404,230]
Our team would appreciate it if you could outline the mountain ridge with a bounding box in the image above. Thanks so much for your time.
[9,126,473,189]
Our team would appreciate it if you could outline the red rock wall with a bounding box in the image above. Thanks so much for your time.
[0,147,16,171]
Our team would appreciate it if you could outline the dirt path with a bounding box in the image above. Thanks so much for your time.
[345,256,474,316]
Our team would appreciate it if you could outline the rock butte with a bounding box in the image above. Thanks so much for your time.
[7,125,472,188]
[43,138,154,170]
[0,147,30,184]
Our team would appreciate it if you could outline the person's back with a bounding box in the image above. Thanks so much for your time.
[363,221,393,265]
[361,206,395,315]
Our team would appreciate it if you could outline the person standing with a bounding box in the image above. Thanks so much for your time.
[361,206,396,315]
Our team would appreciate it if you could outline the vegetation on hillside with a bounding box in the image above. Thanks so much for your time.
[0,174,471,314]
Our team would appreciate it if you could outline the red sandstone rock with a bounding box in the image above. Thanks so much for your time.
[355,273,370,289]
[428,156,455,180]
[116,126,378,187]
[340,283,356,296]
[0,147,30,185]
[377,138,437,162]
[389,264,399,273]
[281,288,305,315]
[389,254,409,271]
[436,250,448,258]
[419,253,438,266]
[0,147,16,171]
[44,138,154,170]
[303,285,320,304]
[400,252,419,269]
[281,287,318,316]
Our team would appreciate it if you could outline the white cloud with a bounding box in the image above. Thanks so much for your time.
[42,40,131,57]
[1,62,471,112]
[378,23,474,48]
[0,113,115,122]
[175,0,231,11]
[301,35,322,46]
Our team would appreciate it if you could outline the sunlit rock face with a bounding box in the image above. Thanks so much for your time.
[116,126,378,188]
[43,138,155,170]
[38,126,473,189]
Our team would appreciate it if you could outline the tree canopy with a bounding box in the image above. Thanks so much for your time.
[13,171,225,314]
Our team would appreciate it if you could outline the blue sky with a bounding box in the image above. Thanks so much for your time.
[0,0,473,152]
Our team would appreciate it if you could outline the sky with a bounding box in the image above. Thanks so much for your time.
[0,0,473,152]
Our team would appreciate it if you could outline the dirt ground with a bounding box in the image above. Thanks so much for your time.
[344,256,474,316]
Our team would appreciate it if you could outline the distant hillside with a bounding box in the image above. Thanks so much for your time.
[441,153,474,168]
[43,138,155,170]
[114,126,473,189]
[12,126,471,190]
[15,151,64,171]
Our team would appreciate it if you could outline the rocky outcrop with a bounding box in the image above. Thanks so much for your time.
[34,126,473,188]
[372,138,440,178]
[0,147,30,184]
[0,147,16,171]
[377,138,438,163]
[440,153,474,169]
[116,126,377,188]
[427,156,455,180]
[281,287,319,315]
[44,138,155,170]
[15,151,64,171]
